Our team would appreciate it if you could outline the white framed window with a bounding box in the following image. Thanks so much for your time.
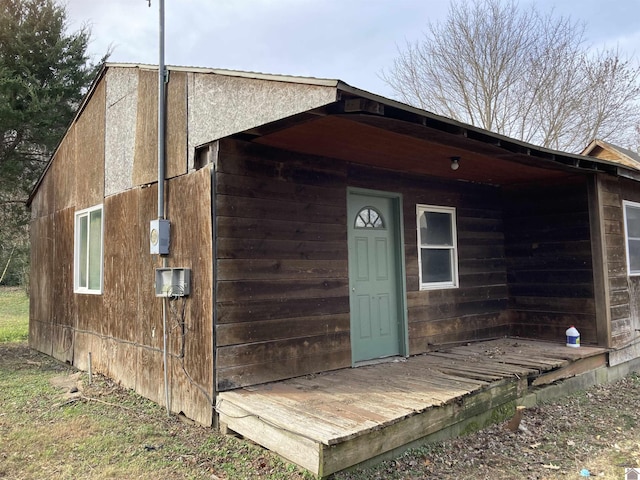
[417,204,458,290]
[74,204,104,294]
[623,200,640,276]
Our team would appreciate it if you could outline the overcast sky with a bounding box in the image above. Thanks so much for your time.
[64,0,640,98]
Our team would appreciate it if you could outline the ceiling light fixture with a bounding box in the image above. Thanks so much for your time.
[450,156,460,171]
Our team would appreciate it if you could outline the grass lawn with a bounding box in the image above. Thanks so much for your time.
[0,342,311,480]
[0,286,29,342]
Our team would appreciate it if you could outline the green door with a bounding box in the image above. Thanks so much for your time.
[348,190,404,363]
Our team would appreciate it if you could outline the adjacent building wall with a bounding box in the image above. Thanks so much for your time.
[601,175,640,365]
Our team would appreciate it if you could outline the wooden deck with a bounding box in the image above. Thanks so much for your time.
[216,338,607,477]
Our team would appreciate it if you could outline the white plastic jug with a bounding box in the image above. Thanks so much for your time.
[566,326,580,348]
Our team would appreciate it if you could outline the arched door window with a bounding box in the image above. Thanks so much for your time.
[354,206,385,229]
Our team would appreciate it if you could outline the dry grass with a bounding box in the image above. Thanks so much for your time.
[0,342,312,480]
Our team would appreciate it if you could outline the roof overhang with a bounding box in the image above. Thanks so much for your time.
[230,85,628,187]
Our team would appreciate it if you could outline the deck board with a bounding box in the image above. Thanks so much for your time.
[217,338,608,476]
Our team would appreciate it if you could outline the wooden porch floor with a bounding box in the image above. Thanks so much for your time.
[216,338,607,477]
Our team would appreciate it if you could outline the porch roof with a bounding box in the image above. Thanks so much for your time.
[231,83,640,187]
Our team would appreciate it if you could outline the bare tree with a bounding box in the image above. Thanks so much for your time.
[382,0,640,153]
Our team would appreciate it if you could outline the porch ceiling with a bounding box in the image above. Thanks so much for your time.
[251,114,581,186]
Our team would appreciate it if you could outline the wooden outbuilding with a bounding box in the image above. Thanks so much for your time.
[28,63,640,475]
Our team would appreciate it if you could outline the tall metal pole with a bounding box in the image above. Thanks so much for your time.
[158,0,170,417]
[158,0,166,221]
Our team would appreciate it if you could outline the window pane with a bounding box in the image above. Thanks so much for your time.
[88,209,102,290]
[626,205,640,238]
[355,207,385,229]
[629,239,640,274]
[78,215,88,288]
[420,211,452,246]
[421,248,452,283]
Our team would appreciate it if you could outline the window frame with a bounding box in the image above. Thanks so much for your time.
[623,200,640,276]
[416,204,459,290]
[74,204,104,294]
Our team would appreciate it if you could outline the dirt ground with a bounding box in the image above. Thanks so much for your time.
[337,372,640,480]
[2,341,640,479]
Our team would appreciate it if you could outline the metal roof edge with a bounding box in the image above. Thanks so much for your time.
[617,167,640,182]
[105,62,341,87]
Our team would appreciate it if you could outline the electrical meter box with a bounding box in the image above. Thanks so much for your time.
[150,219,170,255]
[155,268,190,297]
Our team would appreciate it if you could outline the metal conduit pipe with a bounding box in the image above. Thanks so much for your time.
[156,0,170,417]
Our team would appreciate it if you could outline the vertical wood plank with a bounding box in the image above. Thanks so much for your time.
[588,175,612,347]
[75,76,105,208]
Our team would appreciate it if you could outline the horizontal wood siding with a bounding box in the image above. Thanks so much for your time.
[215,139,511,390]
[503,179,597,343]
[348,164,510,353]
[612,177,640,349]
[215,139,350,390]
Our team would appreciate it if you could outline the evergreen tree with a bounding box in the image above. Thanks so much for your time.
[0,0,106,285]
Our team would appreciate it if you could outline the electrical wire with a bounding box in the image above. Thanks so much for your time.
[166,285,215,407]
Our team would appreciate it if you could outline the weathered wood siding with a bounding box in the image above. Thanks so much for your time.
[164,169,215,419]
[214,139,511,390]
[29,76,108,359]
[602,176,638,350]
[73,171,214,425]
[214,140,350,390]
[29,69,214,426]
[503,179,597,343]
[347,164,510,353]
